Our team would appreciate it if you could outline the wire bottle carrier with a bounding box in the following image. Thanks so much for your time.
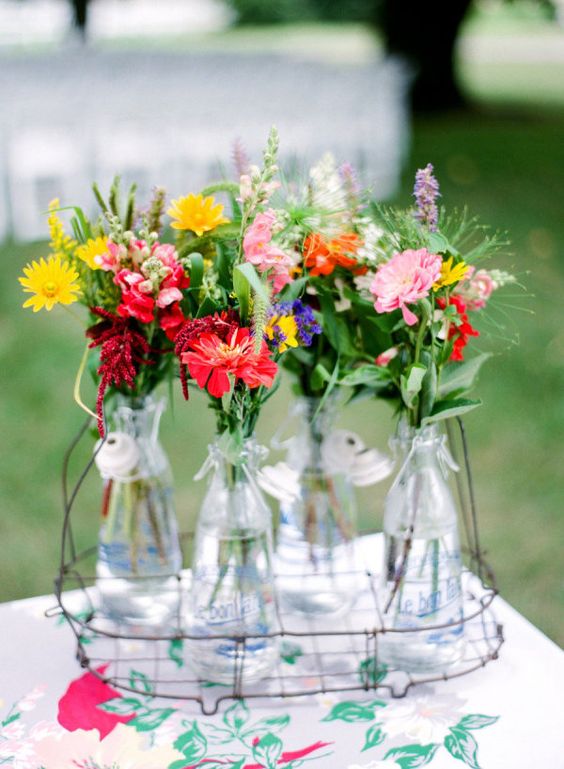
[55,418,503,716]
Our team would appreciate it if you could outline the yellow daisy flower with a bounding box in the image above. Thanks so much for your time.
[265,315,299,353]
[76,236,107,270]
[167,193,229,237]
[434,256,469,290]
[19,256,81,312]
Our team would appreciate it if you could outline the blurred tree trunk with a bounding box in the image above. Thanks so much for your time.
[377,0,473,112]
[72,0,90,40]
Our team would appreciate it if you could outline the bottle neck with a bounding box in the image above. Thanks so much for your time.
[290,395,340,471]
[209,436,266,489]
[111,394,165,445]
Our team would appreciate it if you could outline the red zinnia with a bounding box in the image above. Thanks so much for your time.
[182,326,278,398]
[437,295,479,362]
[174,311,240,399]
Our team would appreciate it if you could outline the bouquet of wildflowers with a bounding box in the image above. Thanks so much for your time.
[19,181,188,436]
[18,182,191,601]
[171,128,317,454]
[339,163,517,428]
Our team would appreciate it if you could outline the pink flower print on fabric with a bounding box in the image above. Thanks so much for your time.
[370,248,442,326]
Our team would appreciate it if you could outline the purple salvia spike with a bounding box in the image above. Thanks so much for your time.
[413,163,440,232]
[232,137,251,177]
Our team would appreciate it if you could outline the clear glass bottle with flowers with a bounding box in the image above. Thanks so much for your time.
[171,129,310,682]
[341,163,518,671]
[19,181,187,626]
[271,155,393,615]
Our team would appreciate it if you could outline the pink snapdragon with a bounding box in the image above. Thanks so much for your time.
[243,209,295,294]
[115,270,155,323]
[95,241,125,272]
[114,241,189,328]
[370,248,442,326]
[456,266,495,310]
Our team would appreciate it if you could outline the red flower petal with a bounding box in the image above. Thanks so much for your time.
[57,664,136,739]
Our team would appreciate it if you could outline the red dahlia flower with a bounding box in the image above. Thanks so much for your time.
[181,326,278,398]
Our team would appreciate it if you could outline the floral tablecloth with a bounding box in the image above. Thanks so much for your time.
[1,582,562,769]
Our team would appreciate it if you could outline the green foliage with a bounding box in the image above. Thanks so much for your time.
[226,0,377,25]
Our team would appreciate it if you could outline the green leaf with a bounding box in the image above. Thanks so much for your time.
[427,231,452,254]
[311,362,332,390]
[280,640,303,664]
[255,714,291,732]
[196,294,220,318]
[128,707,175,731]
[174,721,208,762]
[340,364,390,389]
[233,263,251,323]
[322,700,385,723]
[280,275,307,301]
[129,670,153,695]
[234,262,270,304]
[444,727,481,769]
[385,743,440,768]
[187,252,204,292]
[362,723,385,752]
[456,714,499,731]
[168,638,184,669]
[252,733,283,769]
[358,658,388,686]
[223,700,249,734]
[419,350,437,419]
[317,288,356,356]
[97,697,141,715]
[422,398,482,425]
[1,713,20,727]
[400,363,427,409]
[438,353,492,399]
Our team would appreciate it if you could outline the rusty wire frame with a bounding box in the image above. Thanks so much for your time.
[54,417,503,716]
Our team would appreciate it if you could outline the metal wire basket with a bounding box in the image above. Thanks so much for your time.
[55,418,503,716]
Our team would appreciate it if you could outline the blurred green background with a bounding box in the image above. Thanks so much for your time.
[1,1,563,646]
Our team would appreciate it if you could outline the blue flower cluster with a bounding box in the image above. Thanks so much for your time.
[271,299,322,347]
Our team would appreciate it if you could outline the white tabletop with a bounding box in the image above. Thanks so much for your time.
[1,561,563,768]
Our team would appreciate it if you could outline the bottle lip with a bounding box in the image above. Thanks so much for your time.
[394,419,442,446]
[114,393,166,413]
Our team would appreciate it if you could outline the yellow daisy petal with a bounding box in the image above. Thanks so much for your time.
[167,193,230,236]
[76,236,108,270]
[18,255,81,312]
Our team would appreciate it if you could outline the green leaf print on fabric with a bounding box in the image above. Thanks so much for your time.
[174,720,208,763]
[323,700,386,723]
[455,714,499,731]
[385,743,441,768]
[252,732,283,769]
[129,670,153,695]
[127,707,175,731]
[362,723,386,752]
[168,638,185,668]
[444,727,481,769]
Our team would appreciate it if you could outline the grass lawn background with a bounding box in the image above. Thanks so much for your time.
[1,5,563,645]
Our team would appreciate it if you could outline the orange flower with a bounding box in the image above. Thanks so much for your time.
[303,232,362,277]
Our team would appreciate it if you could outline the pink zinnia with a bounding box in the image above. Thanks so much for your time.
[370,248,442,326]
[456,266,495,310]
